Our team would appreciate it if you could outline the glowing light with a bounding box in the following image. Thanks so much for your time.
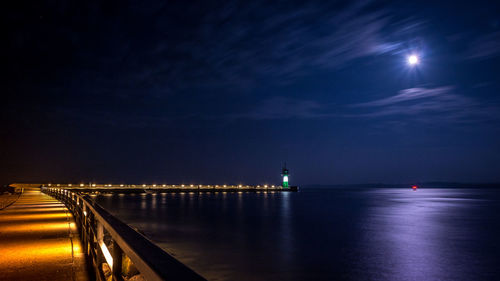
[99,241,113,268]
[0,213,68,222]
[407,54,419,65]
[0,239,79,265]
[1,222,72,232]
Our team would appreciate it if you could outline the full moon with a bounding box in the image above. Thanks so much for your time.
[408,54,419,65]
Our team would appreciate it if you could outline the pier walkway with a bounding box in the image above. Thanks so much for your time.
[0,188,89,281]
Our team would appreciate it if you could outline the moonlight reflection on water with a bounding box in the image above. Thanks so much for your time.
[95,188,500,281]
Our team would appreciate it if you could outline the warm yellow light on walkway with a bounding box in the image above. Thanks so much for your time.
[0,187,89,281]
[0,212,68,222]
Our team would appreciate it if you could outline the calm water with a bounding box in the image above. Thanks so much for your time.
[94,188,500,281]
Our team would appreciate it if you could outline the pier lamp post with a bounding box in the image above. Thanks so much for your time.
[282,164,289,189]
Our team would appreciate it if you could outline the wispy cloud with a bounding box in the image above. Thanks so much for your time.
[353,86,454,107]
[348,86,500,126]
[6,0,429,128]
[467,31,500,60]
[97,0,419,95]
[232,97,330,120]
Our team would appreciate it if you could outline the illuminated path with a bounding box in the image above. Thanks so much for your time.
[0,188,89,281]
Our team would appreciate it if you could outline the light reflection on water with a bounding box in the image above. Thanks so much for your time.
[94,188,500,281]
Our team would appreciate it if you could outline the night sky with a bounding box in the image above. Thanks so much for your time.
[3,0,500,185]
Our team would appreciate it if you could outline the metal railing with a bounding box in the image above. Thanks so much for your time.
[44,187,206,281]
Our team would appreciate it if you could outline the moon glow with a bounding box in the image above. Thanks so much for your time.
[408,54,419,65]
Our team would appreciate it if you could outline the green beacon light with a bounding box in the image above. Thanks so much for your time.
[282,164,289,189]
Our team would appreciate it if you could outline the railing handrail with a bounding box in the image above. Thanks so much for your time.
[82,196,205,281]
[45,187,206,281]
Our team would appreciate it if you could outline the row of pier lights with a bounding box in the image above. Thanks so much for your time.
[45,183,284,189]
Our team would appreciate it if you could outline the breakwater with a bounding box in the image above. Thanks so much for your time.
[44,183,299,193]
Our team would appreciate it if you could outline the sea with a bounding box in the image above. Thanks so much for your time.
[93,187,500,281]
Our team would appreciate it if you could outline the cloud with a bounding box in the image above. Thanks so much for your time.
[226,85,500,125]
[467,31,500,60]
[348,86,500,126]
[353,86,454,107]
[3,0,429,128]
[230,97,332,120]
[5,0,429,127]
[60,0,418,96]
[148,1,390,88]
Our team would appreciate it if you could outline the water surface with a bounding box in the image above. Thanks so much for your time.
[94,188,500,281]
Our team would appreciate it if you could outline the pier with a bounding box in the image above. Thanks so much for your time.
[1,185,208,281]
[0,187,88,281]
[40,183,299,193]
[1,181,297,281]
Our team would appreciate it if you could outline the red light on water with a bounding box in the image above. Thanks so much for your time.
[412,185,418,190]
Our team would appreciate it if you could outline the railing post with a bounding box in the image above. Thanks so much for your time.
[89,211,96,251]
[86,209,92,256]
[96,221,104,266]
[112,240,123,281]
[82,204,88,255]
[97,221,103,242]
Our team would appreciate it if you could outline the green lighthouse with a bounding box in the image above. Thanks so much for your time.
[281,164,289,188]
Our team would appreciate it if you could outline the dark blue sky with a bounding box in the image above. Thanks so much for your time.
[3,0,500,185]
